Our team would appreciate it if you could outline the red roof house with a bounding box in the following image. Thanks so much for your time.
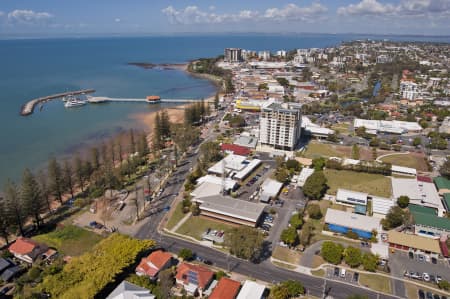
[9,237,48,264]
[135,250,172,280]
[209,277,241,299]
[175,262,214,296]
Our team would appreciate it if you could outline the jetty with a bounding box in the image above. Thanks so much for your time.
[87,96,212,104]
[21,89,95,116]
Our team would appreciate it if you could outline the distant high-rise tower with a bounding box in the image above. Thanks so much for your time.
[224,48,243,62]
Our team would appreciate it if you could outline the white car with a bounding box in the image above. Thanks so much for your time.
[422,273,430,281]
[340,268,346,278]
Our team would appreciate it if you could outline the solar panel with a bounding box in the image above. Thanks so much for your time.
[187,270,198,284]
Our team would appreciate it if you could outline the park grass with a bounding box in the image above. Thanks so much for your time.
[272,246,302,264]
[331,122,351,135]
[166,201,186,230]
[175,215,236,240]
[272,260,297,270]
[324,169,392,198]
[311,269,325,277]
[33,225,104,256]
[380,153,428,172]
[359,273,392,294]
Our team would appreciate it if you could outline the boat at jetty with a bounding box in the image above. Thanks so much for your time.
[146,95,161,103]
[64,95,87,108]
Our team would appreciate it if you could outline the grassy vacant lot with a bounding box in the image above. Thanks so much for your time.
[33,225,103,256]
[324,169,392,198]
[272,246,302,264]
[303,142,346,159]
[380,153,429,172]
[175,215,236,240]
[359,273,392,294]
[166,201,186,230]
[331,122,351,135]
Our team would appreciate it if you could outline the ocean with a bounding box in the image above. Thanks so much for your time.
[0,34,449,185]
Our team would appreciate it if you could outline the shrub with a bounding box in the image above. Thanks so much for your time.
[346,230,359,239]
[321,241,344,264]
[343,247,362,268]
[362,253,378,272]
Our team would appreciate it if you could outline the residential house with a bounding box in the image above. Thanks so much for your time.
[236,280,266,299]
[106,281,155,299]
[209,277,241,299]
[136,250,172,280]
[8,237,48,264]
[175,262,214,297]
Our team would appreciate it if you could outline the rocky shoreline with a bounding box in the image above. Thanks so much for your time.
[127,62,187,70]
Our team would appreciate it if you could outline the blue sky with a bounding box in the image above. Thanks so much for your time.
[0,0,449,36]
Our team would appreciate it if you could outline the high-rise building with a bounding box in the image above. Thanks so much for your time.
[259,102,302,150]
[224,48,242,62]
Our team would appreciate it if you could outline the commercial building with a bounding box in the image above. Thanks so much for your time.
[409,205,450,238]
[259,178,283,203]
[224,48,243,62]
[301,116,335,138]
[106,281,155,299]
[391,177,445,217]
[259,102,302,150]
[258,50,271,61]
[194,195,265,227]
[353,118,422,134]
[388,231,442,255]
[336,189,368,206]
[324,209,380,239]
[208,154,261,182]
[391,165,417,177]
[400,80,420,101]
[371,196,396,217]
[221,143,252,156]
[434,176,450,195]
[295,167,314,187]
[236,280,266,299]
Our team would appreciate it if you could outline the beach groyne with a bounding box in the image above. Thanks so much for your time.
[20,89,96,116]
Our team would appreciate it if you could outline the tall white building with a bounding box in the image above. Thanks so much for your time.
[224,48,242,62]
[400,80,419,100]
[276,50,287,58]
[259,102,302,150]
[258,50,271,61]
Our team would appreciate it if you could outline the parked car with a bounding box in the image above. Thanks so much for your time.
[340,268,346,278]
[418,290,425,299]
[433,294,440,299]
[426,292,433,299]
[423,273,430,282]
[334,267,340,276]
[353,272,359,282]
[0,286,13,296]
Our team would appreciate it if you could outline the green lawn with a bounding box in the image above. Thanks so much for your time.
[303,142,344,159]
[311,269,325,277]
[166,201,186,230]
[175,216,235,240]
[272,246,302,264]
[324,169,392,197]
[33,225,104,256]
[359,273,392,294]
[380,154,428,172]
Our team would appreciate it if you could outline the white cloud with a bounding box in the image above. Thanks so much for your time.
[7,9,53,24]
[115,18,121,23]
[0,11,4,17]
[337,0,450,16]
[162,3,328,25]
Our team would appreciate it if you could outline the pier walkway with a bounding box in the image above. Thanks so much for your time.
[21,89,95,116]
[88,96,207,104]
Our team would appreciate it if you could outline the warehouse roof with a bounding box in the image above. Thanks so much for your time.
[411,210,450,231]
[388,231,441,254]
[324,209,380,232]
[434,176,450,191]
[371,196,395,215]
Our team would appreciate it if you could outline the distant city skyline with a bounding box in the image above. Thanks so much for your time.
[0,0,449,37]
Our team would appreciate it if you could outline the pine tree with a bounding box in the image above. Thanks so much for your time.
[21,169,45,228]
[138,133,150,158]
[0,198,12,244]
[63,160,75,198]
[153,112,163,150]
[3,179,25,236]
[37,170,52,212]
[74,155,85,192]
[48,158,64,204]
[109,140,116,166]
[90,147,100,170]
[129,129,136,154]
[118,140,124,164]
[160,110,171,138]
[214,92,219,110]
